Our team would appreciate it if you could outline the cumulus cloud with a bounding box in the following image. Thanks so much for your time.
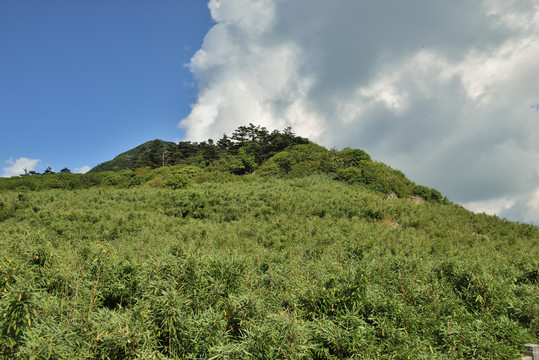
[180,0,539,223]
[2,157,41,177]
[74,165,91,174]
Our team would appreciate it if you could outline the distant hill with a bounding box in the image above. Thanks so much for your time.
[90,139,177,172]
[89,124,311,173]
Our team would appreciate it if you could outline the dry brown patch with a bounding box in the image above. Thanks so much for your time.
[407,196,425,204]
[383,216,400,229]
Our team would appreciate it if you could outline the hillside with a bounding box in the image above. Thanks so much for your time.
[0,125,537,358]
[0,176,537,358]
[89,139,178,172]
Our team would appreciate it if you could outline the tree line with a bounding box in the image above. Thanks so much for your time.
[3,124,445,203]
[91,124,310,173]
[21,166,72,176]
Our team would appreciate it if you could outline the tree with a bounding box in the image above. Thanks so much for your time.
[209,155,244,174]
[198,141,219,164]
[60,167,71,174]
[43,166,55,175]
[237,146,257,174]
[413,184,443,202]
[148,140,164,168]
[164,174,189,190]
[217,134,234,152]
[176,141,199,160]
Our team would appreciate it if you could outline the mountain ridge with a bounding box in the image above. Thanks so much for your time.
[90,139,177,172]
[2,124,444,203]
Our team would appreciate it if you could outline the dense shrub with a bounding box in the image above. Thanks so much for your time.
[413,184,443,202]
[0,177,536,358]
[337,147,372,168]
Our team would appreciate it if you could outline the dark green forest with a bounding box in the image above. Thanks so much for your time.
[89,124,311,173]
[0,125,537,359]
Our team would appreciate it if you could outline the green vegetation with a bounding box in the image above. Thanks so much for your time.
[1,125,443,203]
[0,125,537,358]
[89,124,310,173]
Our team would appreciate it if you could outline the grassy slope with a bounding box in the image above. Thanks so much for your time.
[0,176,538,358]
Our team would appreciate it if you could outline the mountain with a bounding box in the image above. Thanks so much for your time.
[0,125,537,358]
[89,139,177,172]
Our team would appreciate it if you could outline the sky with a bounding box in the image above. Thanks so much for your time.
[1,0,213,174]
[2,1,539,224]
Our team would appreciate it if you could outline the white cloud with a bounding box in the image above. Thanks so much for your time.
[494,187,539,225]
[181,0,539,223]
[74,165,91,174]
[2,157,41,177]
[463,197,517,216]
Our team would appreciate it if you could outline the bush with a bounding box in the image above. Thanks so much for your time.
[413,184,443,202]
[164,174,189,190]
[336,167,363,184]
[337,147,371,168]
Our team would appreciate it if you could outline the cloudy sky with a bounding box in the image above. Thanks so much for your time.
[2,1,539,224]
[181,0,539,224]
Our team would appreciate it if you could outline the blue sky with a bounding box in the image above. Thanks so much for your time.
[1,0,213,174]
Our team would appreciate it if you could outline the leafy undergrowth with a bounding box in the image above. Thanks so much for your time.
[1,176,537,359]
